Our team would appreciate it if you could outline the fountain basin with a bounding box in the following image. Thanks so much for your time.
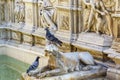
[0,55,29,80]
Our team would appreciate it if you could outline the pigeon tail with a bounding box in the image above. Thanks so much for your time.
[56,40,63,46]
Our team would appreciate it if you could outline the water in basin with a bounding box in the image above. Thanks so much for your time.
[0,55,29,80]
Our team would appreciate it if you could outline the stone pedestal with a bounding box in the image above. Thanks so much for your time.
[73,33,113,60]
[78,33,113,47]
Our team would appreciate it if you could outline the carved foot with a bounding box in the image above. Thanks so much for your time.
[84,29,90,33]
[96,31,100,35]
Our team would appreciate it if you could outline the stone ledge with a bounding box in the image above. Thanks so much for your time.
[77,33,112,47]
[107,68,120,80]
[73,41,109,52]
[22,67,106,80]
[0,26,71,44]
[0,40,45,57]
[104,48,116,54]
[104,48,120,65]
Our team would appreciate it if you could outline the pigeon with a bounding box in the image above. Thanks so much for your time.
[45,27,63,46]
[26,56,40,73]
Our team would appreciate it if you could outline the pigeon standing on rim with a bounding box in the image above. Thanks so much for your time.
[26,56,40,73]
[45,27,63,46]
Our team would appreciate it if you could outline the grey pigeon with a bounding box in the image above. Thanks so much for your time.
[26,56,40,73]
[45,27,63,46]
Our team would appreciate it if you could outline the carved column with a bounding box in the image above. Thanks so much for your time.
[33,0,38,30]
[70,0,80,41]
[70,0,74,40]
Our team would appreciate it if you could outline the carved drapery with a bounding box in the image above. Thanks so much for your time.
[103,0,115,12]
[14,0,25,23]
[82,0,114,36]
[38,0,57,32]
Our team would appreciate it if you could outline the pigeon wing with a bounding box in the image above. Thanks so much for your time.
[27,61,39,73]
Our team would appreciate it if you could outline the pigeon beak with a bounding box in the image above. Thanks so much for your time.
[37,56,40,59]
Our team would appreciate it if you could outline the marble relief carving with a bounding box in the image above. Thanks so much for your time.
[23,34,32,45]
[27,8,33,24]
[103,0,115,12]
[83,0,113,36]
[0,3,5,23]
[35,37,45,47]
[38,0,57,32]
[82,0,92,32]
[59,15,69,31]
[12,31,21,41]
[1,0,120,79]
[0,0,119,37]
[14,0,25,23]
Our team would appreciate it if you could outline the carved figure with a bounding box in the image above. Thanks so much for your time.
[0,4,4,22]
[14,0,25,23]
[95,0,113,36]
[38,0,57,32]
[82,0,94,31]
[103,0,115,12]
[84,0,113,36]
[28,50,98,78]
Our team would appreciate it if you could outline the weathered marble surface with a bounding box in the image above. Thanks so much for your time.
[0,0,120,79]
[112,39,120,53]
[107,68,120,80]
[22,67,106,80]
[78,33,113,47]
